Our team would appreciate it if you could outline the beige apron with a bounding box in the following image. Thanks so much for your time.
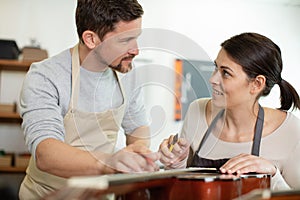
[19,44,126,200]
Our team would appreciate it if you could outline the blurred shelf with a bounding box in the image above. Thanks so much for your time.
[0,112,22,123]
[0,166,26,173]
[0,59,32,71]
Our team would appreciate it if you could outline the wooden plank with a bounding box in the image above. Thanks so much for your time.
[0,111,22,123]
[0,166,26,173]
[0,59,32,71]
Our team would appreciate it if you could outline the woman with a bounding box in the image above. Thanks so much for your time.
[159,32,300,190]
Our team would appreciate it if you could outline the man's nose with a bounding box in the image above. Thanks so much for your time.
[128,41,139,55]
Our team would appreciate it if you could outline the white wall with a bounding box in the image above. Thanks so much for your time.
[0,0,299,153]
[0,0,77,56]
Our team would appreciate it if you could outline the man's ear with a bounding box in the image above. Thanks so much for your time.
[250,75,266,94]
[82,30,100,49]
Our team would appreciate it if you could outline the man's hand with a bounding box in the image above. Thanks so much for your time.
[103,143,160,173]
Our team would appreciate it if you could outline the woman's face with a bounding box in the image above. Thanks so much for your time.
[209,48,253,108]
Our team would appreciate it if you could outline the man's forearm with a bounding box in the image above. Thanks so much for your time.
[35,138,112,178]
[126,126,151,147]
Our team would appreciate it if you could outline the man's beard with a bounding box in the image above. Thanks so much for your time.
[108,55,135,73]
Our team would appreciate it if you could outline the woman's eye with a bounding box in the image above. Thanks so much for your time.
[222,70,231,77]
[214,65,218,71]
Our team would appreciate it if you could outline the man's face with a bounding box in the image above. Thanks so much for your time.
[94,18,142,73]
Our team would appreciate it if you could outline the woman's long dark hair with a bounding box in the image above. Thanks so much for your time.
[221,32,300,111]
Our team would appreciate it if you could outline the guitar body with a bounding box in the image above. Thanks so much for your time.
[168,173,270,200]
[116,169,270,200]
[44,168,271,200]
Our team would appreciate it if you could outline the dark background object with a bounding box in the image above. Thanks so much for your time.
[0,39,20,60]
[0,178,19,200]
[176,59,213,120]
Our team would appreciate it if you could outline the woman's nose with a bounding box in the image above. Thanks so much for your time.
[209,70,220,85]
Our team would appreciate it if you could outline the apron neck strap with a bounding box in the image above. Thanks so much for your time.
[70,43,81,108]
[251,104,264,156]
[195,104,264,156]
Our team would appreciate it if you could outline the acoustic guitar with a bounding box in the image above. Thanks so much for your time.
[44,167,271,200]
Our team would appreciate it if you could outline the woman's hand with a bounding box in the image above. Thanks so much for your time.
[219,153,276,176]
[159,134,190,169]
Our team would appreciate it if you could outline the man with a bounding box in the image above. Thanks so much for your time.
[19,0,160,199]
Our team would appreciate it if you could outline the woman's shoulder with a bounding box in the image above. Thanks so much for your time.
[264,107,286,118]
[192,97,210,107]
[264,107,300,136]
[188,98,210,113]
[189,98,223,122]
[283,111,300,131]
[184,98,211,125]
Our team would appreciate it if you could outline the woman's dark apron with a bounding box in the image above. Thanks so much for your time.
[189,105,264,169]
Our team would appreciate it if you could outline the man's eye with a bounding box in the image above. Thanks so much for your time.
[120,40,129,44]
[120,37,135,44]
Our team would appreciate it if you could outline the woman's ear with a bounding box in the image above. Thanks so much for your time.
[81,30,100,49]
[250,75,266,94]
